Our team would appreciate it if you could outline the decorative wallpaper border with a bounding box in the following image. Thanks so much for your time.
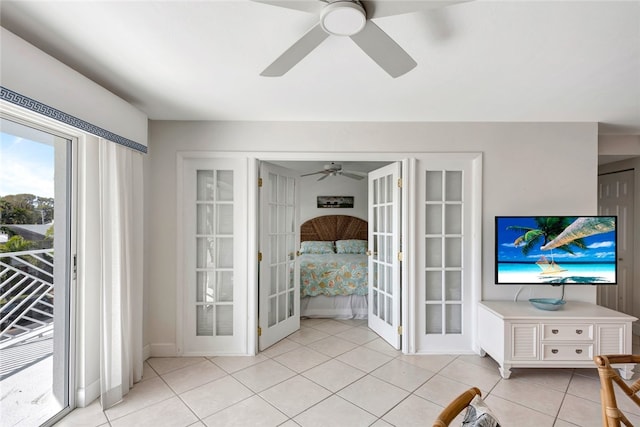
[0,86,147,154]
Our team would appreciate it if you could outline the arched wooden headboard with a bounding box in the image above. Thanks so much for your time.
[300,215,368,242]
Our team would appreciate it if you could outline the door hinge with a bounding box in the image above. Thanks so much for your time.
[398,325,403,335]
[258,252,263,262]
[397,178,402,188]
[73,254,77,280]
[258,326,262,337]
[258,177,263,187]
[397,252,403,262]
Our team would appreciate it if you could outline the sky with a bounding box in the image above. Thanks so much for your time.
[495,216,617,263]
[0,132,55,198]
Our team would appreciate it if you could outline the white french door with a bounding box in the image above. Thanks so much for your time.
[598,170,635,316]
[367,162,402,349]
[258,162,300,351]
[180,158,247,355]
[414,156,480,353]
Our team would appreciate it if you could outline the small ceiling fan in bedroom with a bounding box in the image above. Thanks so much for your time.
[252,0,468,77]
[301,162,366,180]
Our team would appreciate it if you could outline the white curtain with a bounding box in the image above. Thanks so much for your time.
[95,138,144,409]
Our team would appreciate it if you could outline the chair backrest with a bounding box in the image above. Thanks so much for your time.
[594,354,640,427]
[433,387,482,427]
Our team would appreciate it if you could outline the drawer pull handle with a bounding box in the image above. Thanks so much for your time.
[576,349,583,354]
[551,349,559,354]
[552,329,559,334]
[576,329,583,335]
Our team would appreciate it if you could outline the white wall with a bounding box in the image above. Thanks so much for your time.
[299,174,368,222]
[147,120,599,354]
[0,27,147,147]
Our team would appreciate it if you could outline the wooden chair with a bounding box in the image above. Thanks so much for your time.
[433,387,482,427]
[594,354,640,427]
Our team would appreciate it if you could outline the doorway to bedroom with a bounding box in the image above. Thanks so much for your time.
[256,160,401,352]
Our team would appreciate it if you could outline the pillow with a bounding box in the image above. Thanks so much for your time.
[335,239,368,254]
[300,240,334,254]
[462,395,501,427]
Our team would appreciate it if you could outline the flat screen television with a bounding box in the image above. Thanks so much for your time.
[495,216,617,285]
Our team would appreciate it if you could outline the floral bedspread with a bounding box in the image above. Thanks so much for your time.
[300,254,368,297]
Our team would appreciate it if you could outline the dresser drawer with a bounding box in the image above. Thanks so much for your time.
[542,344,593,361]
[542,324,593,341]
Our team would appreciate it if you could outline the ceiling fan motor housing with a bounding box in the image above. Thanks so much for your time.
[320,1,367,36]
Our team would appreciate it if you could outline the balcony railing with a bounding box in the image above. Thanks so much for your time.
[0,248,55,350]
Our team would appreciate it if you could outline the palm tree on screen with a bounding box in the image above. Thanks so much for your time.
[507,216,586,256]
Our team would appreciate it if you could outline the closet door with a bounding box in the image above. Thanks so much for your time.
[598,170,634,315]
[258,162,300,351]
[180,158,247,355]
[368,162,402,349]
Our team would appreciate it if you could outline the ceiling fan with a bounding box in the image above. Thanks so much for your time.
[301,162,366,181]
[253,0,467,78]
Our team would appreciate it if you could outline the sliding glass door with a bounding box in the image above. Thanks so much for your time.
[0,117,73,426]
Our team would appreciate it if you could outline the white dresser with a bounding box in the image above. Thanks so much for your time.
[477,300,637,379]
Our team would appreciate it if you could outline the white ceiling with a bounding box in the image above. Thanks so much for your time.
[1,0,639,135]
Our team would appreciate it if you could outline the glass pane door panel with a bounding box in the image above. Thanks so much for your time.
[426,205,442,234]
[196,272,215,302]
[425,171,442,201]
[197,305,214,335]
[372,290,378,315]
[445,171,462,201]
[425,238,442,268]
[445,271,462,300]
[197,205,214,234]
[287,263,295,289]
[216,306,233,336]
[445,237,462,267]
[217,205,233,234]
[217,271,234,302]
[277,175,286,203]
[446,304,462,334]
[269,298,277,327]
[216,238,233,268]
[216,171,233,201]
[278,294,286,321]
[270,267,278,294]
[425,304,442,334]
[196,238,215,268]
[278,265,286,293]
[445,205,462,234]
[425,272,442,300]
[197,171,214,200]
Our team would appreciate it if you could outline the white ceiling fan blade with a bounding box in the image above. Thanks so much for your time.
[300,170,327,177]
[251,0,324,14]
[341,172,365,180]
[362,0,471,19]
[261,24,330,77]
[350,21,416,78]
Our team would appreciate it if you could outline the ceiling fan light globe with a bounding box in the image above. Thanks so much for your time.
[320,2,366,36]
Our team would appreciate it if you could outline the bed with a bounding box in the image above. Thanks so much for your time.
[299,215,369,319]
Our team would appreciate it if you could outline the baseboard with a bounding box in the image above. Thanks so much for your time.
[76,378,100,408]
[143,343,151,361]
[150,343,177,357]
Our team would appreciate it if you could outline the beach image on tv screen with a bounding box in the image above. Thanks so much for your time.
[495,216,617,284]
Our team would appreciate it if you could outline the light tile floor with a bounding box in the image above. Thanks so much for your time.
[56,319,640,427]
